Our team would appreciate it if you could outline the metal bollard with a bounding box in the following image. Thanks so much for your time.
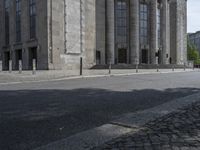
[32,59,36,75]
[184,63,186,71]
[19,60,22,74]
[136,64,139,73]
[172,65,175,71]
[80,57,83,76]
[157,64,159,72]
[109,61,112,75]
[0,60,2,72]
[9,60,12,73]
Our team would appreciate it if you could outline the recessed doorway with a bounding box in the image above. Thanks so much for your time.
[4,52,10,71]
[118,48,127,64]
[142,49,148,64]
[15,49,22,70]
[29,47,37,70]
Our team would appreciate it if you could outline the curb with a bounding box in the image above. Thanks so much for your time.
[0,69,197,85]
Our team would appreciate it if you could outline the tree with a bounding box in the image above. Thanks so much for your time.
[187,40,200,65]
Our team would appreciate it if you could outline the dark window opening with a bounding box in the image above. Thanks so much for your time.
[142,49,148,64]
[5,0,10,45]
[118,48,127,64]
[29,0,36,39]
[16,0,21,42]
[4,52,10,70]
[96,51,101,65]
[140,3,148,45]
[115,0,128,49]
[15,49,22,70]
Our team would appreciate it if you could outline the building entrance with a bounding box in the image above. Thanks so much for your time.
[29,47,37,70]
[96,51,101,65]
[4,52,10,70]
[142,49,148,64]
[118,48,127,64]
[158,50,162,64]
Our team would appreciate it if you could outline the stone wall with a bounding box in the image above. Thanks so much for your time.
[0,0,49,70]
[57,0,96,70]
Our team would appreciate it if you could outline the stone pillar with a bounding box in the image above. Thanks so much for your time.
[183,0,188,64]
[170,0,187,65]
[106,0,115,64]
[150,0,158,64]
[161,0,170,64]
[21,0,29,70]
[0,1,5,60]
[169,0,177,64]
[130,0,140,64]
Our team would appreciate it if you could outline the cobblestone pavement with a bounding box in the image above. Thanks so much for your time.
[94,102,200,150]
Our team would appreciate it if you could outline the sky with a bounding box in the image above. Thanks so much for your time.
[187,0,200,33]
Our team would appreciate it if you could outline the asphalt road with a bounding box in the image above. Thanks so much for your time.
[1,72,200,150]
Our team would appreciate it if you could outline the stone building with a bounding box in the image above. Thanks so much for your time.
[188,31,200,54]
[96,0,187,65]
[0,0,187,70]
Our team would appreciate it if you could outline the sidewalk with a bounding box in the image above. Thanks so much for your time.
[0,68,197,84]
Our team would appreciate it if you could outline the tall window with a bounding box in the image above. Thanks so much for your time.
[29,0,36,39]
[5,0,10,45]
[115,0,127,48]
[157,6,161,47]
[16,0,21,42]
[140,3,148,45]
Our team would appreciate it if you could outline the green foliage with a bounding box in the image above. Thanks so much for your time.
[187,40,200,64]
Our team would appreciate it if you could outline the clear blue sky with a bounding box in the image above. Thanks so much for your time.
[188,0,200,33]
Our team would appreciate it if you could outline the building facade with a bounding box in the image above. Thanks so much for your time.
[96,0,187,65]
[188,31,200,54]
[0,0,187,70]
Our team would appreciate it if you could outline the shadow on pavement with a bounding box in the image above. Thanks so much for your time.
[0,87,200,150]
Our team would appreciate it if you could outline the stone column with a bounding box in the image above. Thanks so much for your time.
[0,1,5,60]
[161,0,170,64]
[21,0,29,70]
[106,0,115,64]
[150,0,158,64]
[130,0,140,64]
